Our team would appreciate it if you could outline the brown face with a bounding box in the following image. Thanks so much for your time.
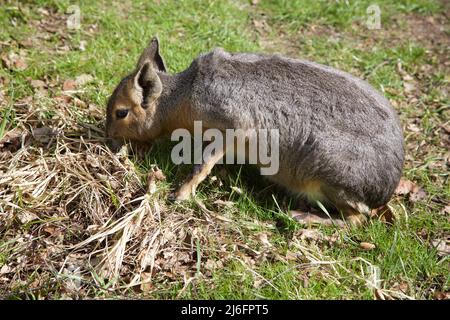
[105,75,148,145]
[105,37,166,151]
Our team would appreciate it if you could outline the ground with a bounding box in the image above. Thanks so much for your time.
[0,0,449,299]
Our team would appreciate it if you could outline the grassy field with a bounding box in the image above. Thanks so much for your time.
[0,0,449,299]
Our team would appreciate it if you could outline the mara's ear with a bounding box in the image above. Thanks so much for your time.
[136,37,167,72]
[134,61,163,109]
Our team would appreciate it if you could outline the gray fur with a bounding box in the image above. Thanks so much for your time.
[107,46,404,210]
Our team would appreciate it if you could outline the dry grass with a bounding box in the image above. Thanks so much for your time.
[0,0,448,300]
[0,101,405,298]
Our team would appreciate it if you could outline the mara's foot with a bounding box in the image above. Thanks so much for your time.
[290,208,368,228]
[290,209,346,227]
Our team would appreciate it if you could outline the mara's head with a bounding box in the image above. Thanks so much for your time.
[105,37,167,150]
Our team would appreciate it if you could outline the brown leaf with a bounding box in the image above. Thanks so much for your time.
[253,278,264,289]
[0,265,11,275]
[63,79,77,91]
[409,184,427,202]
[402,74,416,94]
[231,186,243,194]
[54,95,72,104]
[395,179,415,195]
[407,123,421,133]
[17,211,38,224]
[442,205,450,215]
[19,39,34,48]
[43,226,62,237]
[14,57,27,70]
[1,52,27,71]
[433,291,450,300]
[391,282,409,294]
[30,79,46,89]
[153,167,166,181]
[403,81,416,94]
[147,167,166,194]
[0,128,28,152]
[440,124,450,134]
[285,251,298,261]
[298,229,323,242]
[75,74,94,87]
[371,205,395,224]
[360,242,376,250]
[432,238,450,257]
[140,272,153,292]
[256,232,272,247]
[394,179,427,202]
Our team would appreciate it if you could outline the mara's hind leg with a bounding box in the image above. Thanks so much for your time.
[288,180,347,227]
[290,182,370,228]
[323,186,370,227]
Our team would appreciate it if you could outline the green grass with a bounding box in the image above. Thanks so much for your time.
[259,0,443,31]
[0,0,448,299]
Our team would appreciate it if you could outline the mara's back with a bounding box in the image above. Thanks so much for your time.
[190,48,404,208]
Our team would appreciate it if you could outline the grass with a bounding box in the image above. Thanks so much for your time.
[0,0,449,299]
[259,0,443,31]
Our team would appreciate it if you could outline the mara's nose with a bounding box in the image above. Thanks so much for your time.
[106,138,124,153]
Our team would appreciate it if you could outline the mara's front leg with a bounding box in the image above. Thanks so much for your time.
[169,148,226,202]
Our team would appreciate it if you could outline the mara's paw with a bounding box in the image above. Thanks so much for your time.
[290,210,346,227]
[344,212,368,227]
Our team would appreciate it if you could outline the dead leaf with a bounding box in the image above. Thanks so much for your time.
[394,179,427,202]
[285,251,298,261]
[43,226,62,237]
[153,167,166,181]
[0,265,11,275]
[298,228,323,242]
[63,79,77,91]
[391,282,409,294]
[253,19,264,29]
[432,238,450,257]
[253,278,264,288]
[32,127,61,143]
[407,123,421,133]
[140,272,153,292]
[404,81,416,94]
[395,179,416,195]
[433,291,450,300]
[371,205,395,224]
[1,52,27,71]
[75,74,94,87]
[147,167,165,194]
[17,211,38,224]
[402,74,417,94]
[231,186,243,194]
[78,40,87,51]
[14,57,27,70]
[30,79,46,89]
[409,184,427,202]
[440,124,450,134]
[360,242,376,250]
[19,39,34,48]
[441,205,450,215]
[256,232,272,247]
[0,128,28,152]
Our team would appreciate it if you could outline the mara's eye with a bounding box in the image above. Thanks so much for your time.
[116,109,129,119]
